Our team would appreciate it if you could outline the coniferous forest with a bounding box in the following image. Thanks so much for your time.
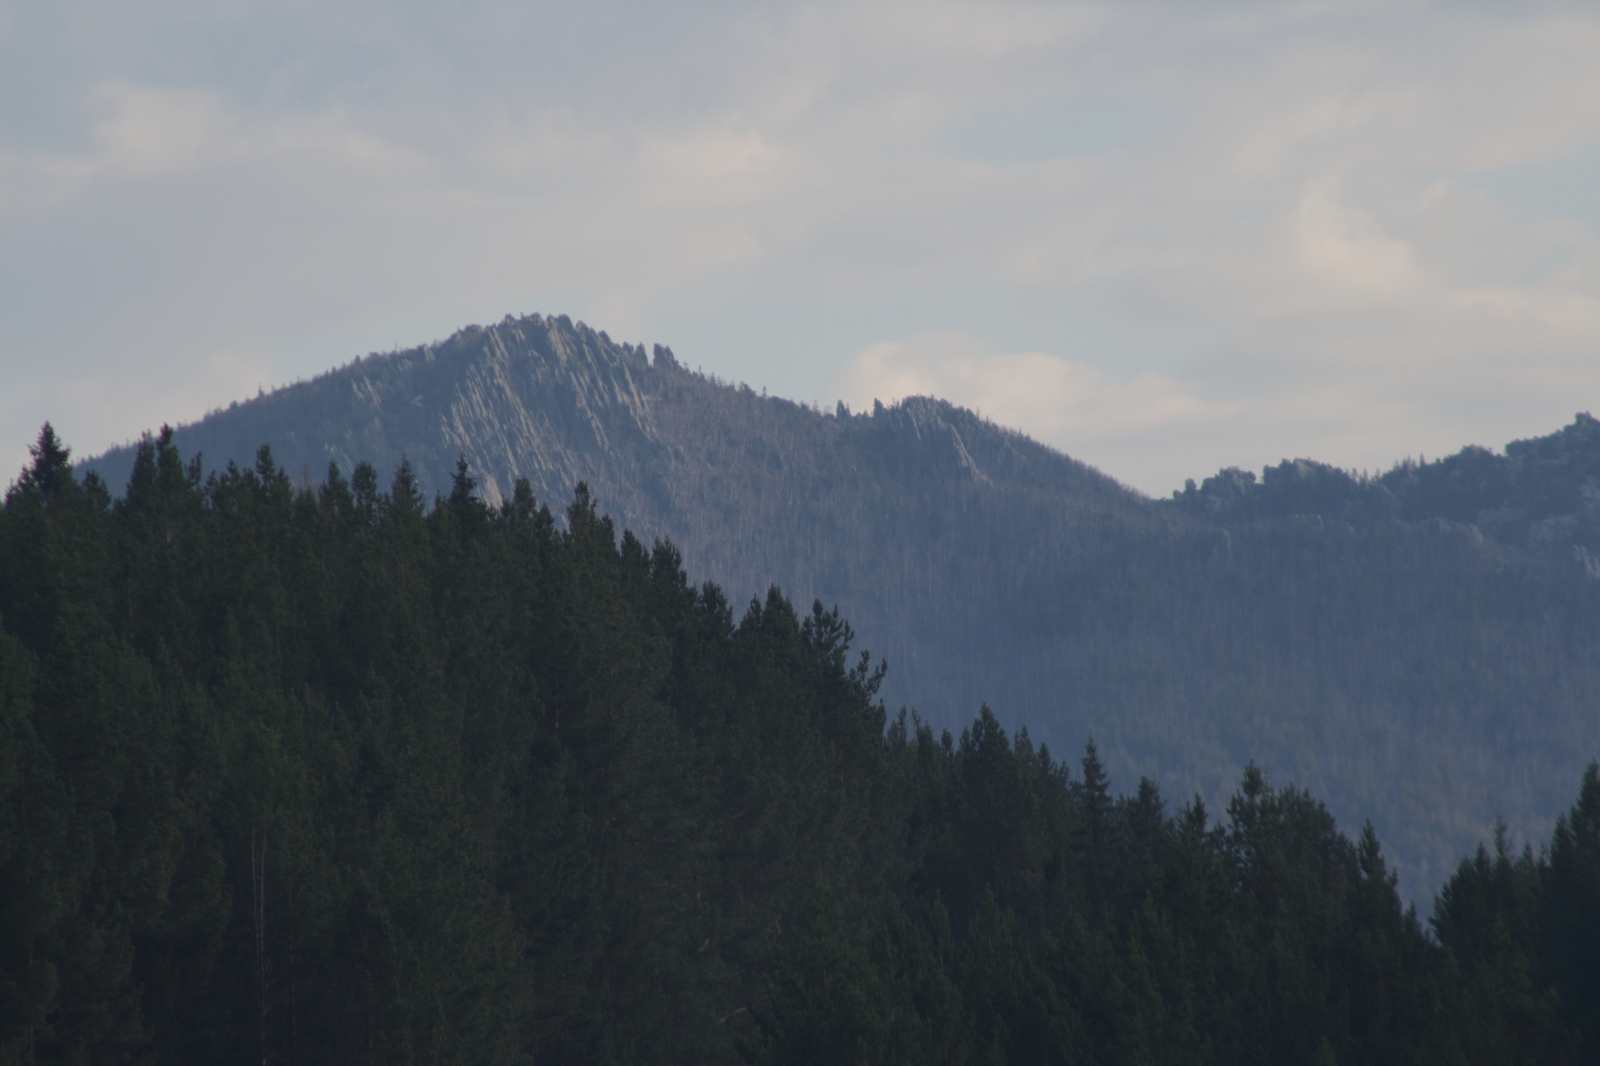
[77,314,1600,902]
[4,424,1600,1065]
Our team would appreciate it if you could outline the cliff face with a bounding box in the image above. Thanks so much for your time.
[79,313,1600,902]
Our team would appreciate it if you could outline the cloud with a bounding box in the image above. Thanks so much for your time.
[833,333,1218,436]
[831,333,1237,491]
[3,0,1600,491]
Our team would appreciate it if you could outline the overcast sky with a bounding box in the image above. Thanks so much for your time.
[4,0,1599,496]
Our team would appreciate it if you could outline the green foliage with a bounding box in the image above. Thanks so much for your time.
[3,426,1598,1063]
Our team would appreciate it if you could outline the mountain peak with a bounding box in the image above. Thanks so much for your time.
[74,313,1600,903]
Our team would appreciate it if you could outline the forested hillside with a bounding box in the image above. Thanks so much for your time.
[1175,411,1600,560]
[78,314,1600,900]
[7,427,1600,1064]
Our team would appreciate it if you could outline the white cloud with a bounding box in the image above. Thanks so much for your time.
[831,333,1237,490]
[1292,178,1419,297]
[833,333,1220,435]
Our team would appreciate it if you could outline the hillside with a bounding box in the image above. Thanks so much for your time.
[79,313,1600,899]
[10,430,1600,1062]
[1175,412,1600,562]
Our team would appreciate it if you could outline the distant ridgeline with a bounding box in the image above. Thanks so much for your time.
[77,313,1600,906]
[6,427,1600,1064]
[1174,412,1600,565]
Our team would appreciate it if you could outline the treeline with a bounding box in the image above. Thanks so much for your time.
[1172,412,1600,557]
[2,425,1597,1065]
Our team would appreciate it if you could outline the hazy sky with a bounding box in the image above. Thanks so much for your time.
[4,0,1599,495]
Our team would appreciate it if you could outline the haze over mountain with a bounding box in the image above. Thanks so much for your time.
[81,313,1600,900]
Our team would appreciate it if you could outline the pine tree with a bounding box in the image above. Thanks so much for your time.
[1545,763,1600,1058]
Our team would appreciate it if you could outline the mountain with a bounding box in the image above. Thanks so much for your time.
[1175,413,1600,563]
[78,312,1600,900]
[15,423,1600,1062]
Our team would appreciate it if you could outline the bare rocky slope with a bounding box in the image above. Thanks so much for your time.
[81,313,1600,901]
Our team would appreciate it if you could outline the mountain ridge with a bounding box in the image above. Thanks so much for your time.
[77,311,1600,901]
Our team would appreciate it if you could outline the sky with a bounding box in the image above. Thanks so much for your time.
[3,0,1599,496]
